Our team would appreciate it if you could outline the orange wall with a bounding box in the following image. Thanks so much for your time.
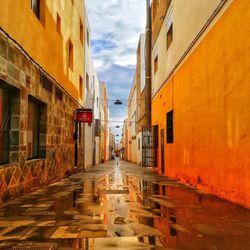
[152,0,250,208]
[0,0,78,99]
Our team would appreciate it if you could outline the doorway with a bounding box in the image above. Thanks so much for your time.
[74,121,78,167]
[142,126,154,167]
[153,125,159,168]
[160,129,164,175]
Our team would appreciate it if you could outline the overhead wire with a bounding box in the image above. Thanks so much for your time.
[100,120,136,124]
[0,27,84,109]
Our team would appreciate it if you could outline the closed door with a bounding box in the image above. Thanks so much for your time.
[153,125,159,168]
[160,129,164,175]
[74,121,78,167]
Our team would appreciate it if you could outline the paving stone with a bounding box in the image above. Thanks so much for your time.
[50,226,80,239]
[0,160,249,249]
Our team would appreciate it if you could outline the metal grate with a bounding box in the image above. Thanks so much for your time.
[142,126,156,167]
[41,74,53,94]
[0,245,55,250]
[55,86,63,101]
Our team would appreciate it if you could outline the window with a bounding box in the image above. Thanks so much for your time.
[55,87,63,101]
[86,73,89,91]
[87,29,90,47]
[166,110,173,143]
[31,0,45,24]
[27,100,39,159]
[57,13,61,34]
[97,97,99,108]
[95,119,100,136]
[27,97,46,159]
[80,21,83,45]
[167,24,173,49]
[153,125,159,148]
[31,0,40,19]
[0,87,10,164]
[138,138,140,150]
[154,55,158,74]
[79,76,83,99]
[41,74,53,94]
[78,123,82,144]
[68,39,73,70]
[166,8,173,50]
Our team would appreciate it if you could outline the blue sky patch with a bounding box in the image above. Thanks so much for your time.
[92,39,117,54]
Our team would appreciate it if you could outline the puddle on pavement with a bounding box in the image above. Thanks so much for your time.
[0,160,250,249]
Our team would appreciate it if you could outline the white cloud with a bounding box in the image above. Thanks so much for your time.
[86,0,146,119]
[86,0,146,68]
[109,116,128,142]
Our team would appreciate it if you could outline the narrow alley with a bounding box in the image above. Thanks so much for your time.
[0,0,250,249]
[0,160,249,249]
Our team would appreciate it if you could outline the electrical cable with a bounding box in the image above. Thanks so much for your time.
[0,26,84,109]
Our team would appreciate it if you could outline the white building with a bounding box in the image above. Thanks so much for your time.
[93,70,100,165]
[136,33,146,165]
[84,14,100,168]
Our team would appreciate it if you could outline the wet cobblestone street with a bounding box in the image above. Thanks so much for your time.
[0,160,249,249]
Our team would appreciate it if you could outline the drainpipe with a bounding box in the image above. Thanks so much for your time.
[145,0,152,128]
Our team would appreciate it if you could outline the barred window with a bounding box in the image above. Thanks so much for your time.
[41,74,53,94]
[27,97,47,159]
[0,87,10,164]
[55,87,63,101]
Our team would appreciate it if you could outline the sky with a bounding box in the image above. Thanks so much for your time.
[85,0,147,142]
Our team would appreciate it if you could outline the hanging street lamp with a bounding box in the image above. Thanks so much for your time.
[114,100,123,105]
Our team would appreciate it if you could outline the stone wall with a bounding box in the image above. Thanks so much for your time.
[0,31,83,203]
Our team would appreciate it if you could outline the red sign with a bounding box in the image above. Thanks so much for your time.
[76,109,93,123]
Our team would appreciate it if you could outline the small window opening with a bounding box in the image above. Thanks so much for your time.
[68,39,74,70]
[80,21,83,45]
[57,13,61,33]
[167,24,173,49]
[79,76,83,99]
[154,55,158,74]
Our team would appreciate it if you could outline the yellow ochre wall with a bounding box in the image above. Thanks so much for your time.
[128,78,137,163]
[151,0,221,96]
[152,0,250,207]
[0,0,85,100]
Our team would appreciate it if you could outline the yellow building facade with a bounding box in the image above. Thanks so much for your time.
[100,81,109,163]
[128,77,137,163]
[151,0,250,207]
[0,0,86,203]
[0,0,85,100]
[135,34,146,166]
[121,118,128,160]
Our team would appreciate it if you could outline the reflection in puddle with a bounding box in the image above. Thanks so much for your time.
[0,161,250,249]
